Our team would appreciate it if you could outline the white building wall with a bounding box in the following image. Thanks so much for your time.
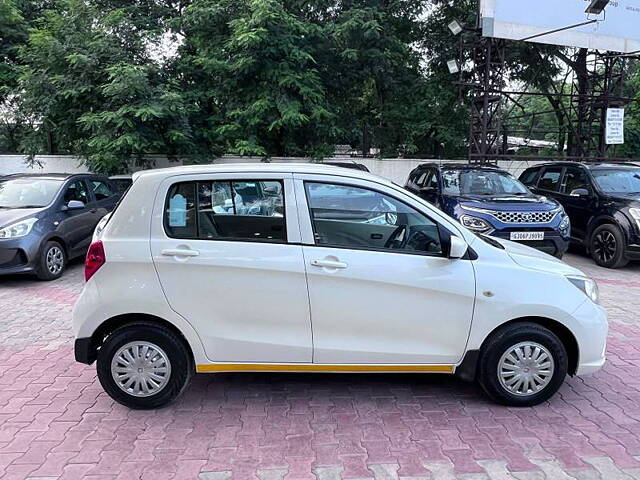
[0,154,545,185]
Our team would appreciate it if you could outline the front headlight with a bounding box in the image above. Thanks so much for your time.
[0,218,38,239]
[460,215,492,232]
[559,215,571,232]
[629,208,640,231]
[567,275,599,304]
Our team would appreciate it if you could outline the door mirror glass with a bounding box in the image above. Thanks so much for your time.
[570,188,589,197]
[448,235,468,259]
[66,200,85,210]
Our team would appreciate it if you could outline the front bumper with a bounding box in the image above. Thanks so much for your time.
[491,230,570,257]
[0,236,41,275]
[572,299,608,376]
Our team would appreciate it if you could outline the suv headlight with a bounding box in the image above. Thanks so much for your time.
[460,215,492,232]
[559,215,571,232]
[629,208,640,231]
[567,275,599,304]
[0,218,38,239]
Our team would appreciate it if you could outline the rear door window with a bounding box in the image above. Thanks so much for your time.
[91,180,116,201]
[165,180,286,243]
[537,167,563,192]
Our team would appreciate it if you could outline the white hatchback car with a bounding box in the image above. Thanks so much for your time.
[73,164,607,409]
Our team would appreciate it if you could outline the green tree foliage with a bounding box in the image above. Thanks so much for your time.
[16,0,193,172]
[2,0,638,171]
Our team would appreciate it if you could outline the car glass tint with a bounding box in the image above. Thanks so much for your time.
[166,180,286,242]
[165,183,197,238]
[305,182,442,255]
[520,168,539,186]
[64,180,90,204]
[442,170,528,196]
[92,180,115,200]
[562,168,589,195]
[591,169,640,194]
[538,167,563,192]
[0,178,64,208]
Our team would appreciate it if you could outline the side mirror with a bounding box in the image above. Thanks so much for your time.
[449,235,468,259]
[65,200,85,211]
[570,188,589,197]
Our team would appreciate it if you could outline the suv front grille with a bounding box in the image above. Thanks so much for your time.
[490,210,559,224]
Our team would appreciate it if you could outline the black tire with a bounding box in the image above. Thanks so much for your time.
[478,322,568,407]
[97,322,194,409]
[36,240,67,280]
[590,223,628,269]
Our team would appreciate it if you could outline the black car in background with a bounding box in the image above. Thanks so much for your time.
[520,162,640,268]
[109,174,133,196]
[0,173,119,280]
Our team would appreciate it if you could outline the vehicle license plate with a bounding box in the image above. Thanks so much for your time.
[510,232,544,241]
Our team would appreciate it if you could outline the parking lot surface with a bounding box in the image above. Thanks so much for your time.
[1,254,640,480]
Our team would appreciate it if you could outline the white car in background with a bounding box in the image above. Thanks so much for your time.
[73,164,607,409]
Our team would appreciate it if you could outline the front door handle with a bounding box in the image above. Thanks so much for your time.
[311,259,348,269]
[162,248,200,258]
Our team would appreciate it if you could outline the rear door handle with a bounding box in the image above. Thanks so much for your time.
[161,248,200,258]
[311,259,348,269]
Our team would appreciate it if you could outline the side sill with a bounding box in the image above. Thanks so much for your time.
[195,363,455,374]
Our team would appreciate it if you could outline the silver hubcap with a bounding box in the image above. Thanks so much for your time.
[498,342,555,396]
[46,246,64,274]
[111,342,171,397]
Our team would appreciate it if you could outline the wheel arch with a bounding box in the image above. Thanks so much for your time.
[483,317,579,376]
[83,313,195,366]
[458,316,579,381]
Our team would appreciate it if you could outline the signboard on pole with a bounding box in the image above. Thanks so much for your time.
[480,0,640,53]
[606,108,625,145]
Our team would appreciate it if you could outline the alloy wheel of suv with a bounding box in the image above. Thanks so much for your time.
[590,224,628,269]
[36,240,67,281]
[478,322,568,406]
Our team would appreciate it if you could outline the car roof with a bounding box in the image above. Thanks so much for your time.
[132,163,391,185]
[524,162,640,171]
[0,172,90,180]
[414,163,506,173]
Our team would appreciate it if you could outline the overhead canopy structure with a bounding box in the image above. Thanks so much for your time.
[480,0,640,53]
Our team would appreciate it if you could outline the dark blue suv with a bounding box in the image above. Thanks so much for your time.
[405,164,571,258]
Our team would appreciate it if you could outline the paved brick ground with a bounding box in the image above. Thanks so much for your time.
[1,253,640,479]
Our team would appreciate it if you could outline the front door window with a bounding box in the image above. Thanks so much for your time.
[304,182,443,255]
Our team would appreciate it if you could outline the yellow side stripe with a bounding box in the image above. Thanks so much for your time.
[196,363,454,374]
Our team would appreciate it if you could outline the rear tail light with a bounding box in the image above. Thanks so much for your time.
[85,241,106,281]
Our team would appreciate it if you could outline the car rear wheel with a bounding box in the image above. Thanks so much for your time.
[96,322,193,409]
[36,241,66,280]
[590,224,628,269]
[478,322,568,406]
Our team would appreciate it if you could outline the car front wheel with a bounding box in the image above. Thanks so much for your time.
[478,322,568,406]
[590,224,628,269]
[36,240,67,280]
[96,322,193,409]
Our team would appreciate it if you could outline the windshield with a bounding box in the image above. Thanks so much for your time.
[442,170,529,196]
[592,169,640,195]
[0,178,64,208]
